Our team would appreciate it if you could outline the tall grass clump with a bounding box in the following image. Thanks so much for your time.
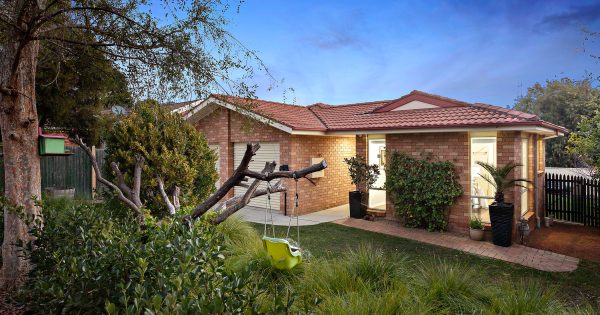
[488,281,573,314]
[413,259,490,314]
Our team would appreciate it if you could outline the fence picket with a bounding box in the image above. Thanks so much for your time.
[545,172,600,228]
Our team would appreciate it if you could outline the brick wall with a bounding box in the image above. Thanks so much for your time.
[385,132,471,232]
[195,107,354,214]
[287,135,356,214]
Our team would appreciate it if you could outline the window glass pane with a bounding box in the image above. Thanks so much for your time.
[471,137,496,223]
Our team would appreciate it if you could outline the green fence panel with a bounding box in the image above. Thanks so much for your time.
[40,147,93,198]
[0,147,105,199]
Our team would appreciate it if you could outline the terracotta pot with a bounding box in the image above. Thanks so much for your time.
[469,228,485,241]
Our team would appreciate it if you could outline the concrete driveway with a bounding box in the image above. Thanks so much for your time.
[234,204,349,226]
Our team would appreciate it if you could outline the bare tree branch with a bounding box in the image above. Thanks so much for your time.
[212,179,285,225]
[172,186,180,211]
[187,143,260,220]
[110,161,132,200]
[186,143,327,223]
[131,154,144,208]
[157,177,176,215]
[75,136,143,221]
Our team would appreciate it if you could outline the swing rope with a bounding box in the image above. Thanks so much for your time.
[285,173,300,247]
[262,172,301,248]
[263,177,276,237]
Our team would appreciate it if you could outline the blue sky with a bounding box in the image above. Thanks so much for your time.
[221,1,600,106]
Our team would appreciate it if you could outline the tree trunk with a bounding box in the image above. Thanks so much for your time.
[0,33,42,289]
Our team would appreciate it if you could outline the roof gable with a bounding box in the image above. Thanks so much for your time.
[372,90,470,113]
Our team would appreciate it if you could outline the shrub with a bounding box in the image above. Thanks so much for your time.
[104,100,218,215]
[386,152,463,231]
[343,156,380,191]
[20,199,262,314]
[469,217,483,230]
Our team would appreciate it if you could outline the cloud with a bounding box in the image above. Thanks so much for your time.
[303,9,370,50]
[312,31,364,49]
[536,3,600,31]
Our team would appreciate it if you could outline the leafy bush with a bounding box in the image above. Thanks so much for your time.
[386,152,463,231]
[343,156,380,191]
[20,199,262,314]
[104,100,218,215]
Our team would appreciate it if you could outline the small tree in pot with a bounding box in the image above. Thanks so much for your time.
[476,161,532,247]
[344,156,380,218]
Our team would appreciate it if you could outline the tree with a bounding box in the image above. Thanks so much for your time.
[567,110,600,179]
[103,101,218,216]
[513,78,600,167]
[76,138,327,226]
[0,0,266,288]
[36,42,132,145]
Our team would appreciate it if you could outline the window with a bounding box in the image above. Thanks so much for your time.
[521,138,529,215]
[471,136,497,223]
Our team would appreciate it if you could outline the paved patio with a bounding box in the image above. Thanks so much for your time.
[335,218,580,272]
[235,204,349,226]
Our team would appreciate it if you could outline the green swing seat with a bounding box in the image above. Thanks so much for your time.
[262,236,302,270]
[262,174,305,271]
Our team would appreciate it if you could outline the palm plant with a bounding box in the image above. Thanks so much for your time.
[475,161,532,204]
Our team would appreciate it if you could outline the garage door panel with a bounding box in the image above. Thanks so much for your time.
[234,143,280,209]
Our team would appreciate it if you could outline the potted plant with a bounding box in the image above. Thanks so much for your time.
[476,161,532,247]
[545,214,554,227]
[469,217,484,241]
[344,156,380,218]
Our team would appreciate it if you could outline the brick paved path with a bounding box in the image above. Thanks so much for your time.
[335,218,579,272]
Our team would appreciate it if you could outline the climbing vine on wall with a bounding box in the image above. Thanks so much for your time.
[386,152,463,231]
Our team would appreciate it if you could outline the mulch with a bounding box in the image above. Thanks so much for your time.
[527,222,600,262]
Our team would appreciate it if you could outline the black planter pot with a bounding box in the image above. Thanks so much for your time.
[489,202,514,247]
[349,191,364,218]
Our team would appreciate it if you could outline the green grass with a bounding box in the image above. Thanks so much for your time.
[250,222,600,309]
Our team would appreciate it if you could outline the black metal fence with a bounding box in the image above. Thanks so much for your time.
[545,173,600,227]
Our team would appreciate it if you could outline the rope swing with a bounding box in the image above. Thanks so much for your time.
[262,172,302,270]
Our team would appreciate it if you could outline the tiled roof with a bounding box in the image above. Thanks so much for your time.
[211,95,327,131]
[200,91,567,133]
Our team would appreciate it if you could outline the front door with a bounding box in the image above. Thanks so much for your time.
[368,137,386,211]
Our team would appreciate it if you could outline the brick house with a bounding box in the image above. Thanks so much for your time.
[184,90,566,234]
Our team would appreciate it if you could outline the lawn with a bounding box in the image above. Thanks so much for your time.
[251,222,600,308]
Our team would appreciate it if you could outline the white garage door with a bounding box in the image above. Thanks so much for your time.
[234,142,280,209]
[208,145,220,187]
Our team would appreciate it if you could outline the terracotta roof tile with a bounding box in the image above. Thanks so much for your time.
[201,91,567,133]
[211,94,327,131]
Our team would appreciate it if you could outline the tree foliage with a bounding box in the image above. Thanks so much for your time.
[1,0,268,101]
[386,152,463,231]
[567,110,600,179]
[0,0,269,289]
[513,78,600,167]
[36,43,132,145]
[104,101,218,215]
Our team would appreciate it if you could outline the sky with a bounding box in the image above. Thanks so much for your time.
[201,1,600,106]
